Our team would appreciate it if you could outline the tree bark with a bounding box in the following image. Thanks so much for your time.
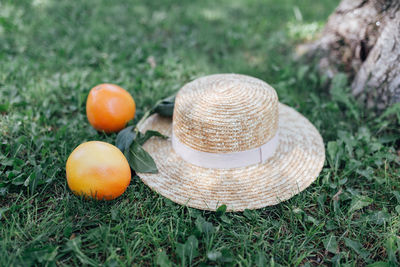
[304,0,400,109]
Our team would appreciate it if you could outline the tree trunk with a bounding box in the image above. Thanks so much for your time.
[304,0,400,109]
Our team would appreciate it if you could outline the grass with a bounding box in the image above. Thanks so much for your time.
[0,0,399,265]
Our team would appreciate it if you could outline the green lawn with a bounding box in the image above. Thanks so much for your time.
[1,0,399,265]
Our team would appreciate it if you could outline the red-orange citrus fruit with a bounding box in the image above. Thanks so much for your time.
[86,84,136,133]
[66,141,131,200]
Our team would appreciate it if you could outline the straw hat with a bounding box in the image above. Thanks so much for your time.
[137,74,325,211]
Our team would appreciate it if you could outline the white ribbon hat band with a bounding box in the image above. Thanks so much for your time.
[171,132,279,169]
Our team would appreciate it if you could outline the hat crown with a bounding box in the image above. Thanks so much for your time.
[173,74,278,153]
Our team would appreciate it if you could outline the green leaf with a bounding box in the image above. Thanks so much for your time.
[11,175,25,186]
[136,130,168,146]
[379,102,400,124]
[0,207,9,220]
[175,235,199,264]
[207,250,222,261]
[125,141,158,173]
[330,73,359,120]
[220,249,233,263]
[297,65,309,81]
[323,234,338,254]
[66,237,98,266]
[154,95,175,117]
[63,224,72,238]
[366,262,391,267]
[358,126,371,141]
[366,210,391,225]
[305,215,319,225]
[220,215,231,224]
[175,243,186,263]
[206,249,236,264]
[327,141,339,168]
[21,246,58,264]
[338,130,357,155]
[156,251,172,267]
[331,73,348,92]
[385,235,399,265]
[195,216,215,236]
[255,251,267,267]
[216,204,227,216]
[357,167,374,181]
[348,195,373,213]
[29,169,41,195]
[104,259,119,267]
[115,126,136,152]
[0,103,9,112]
[344,238,370,259]
[0,185,8,196]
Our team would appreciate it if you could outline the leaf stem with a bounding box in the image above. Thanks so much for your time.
[135,98,163,133]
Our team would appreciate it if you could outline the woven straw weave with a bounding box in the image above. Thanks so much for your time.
[174,74,278,153]
[137,74,325,211]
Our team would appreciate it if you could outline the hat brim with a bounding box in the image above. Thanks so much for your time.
[136,103,325,211]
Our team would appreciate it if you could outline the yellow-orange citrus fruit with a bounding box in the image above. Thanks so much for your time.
[86,84,136,133]
[66,141,131,200]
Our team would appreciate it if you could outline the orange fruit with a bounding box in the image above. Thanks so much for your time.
[86,83,136,133]
[66,141,131,200]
